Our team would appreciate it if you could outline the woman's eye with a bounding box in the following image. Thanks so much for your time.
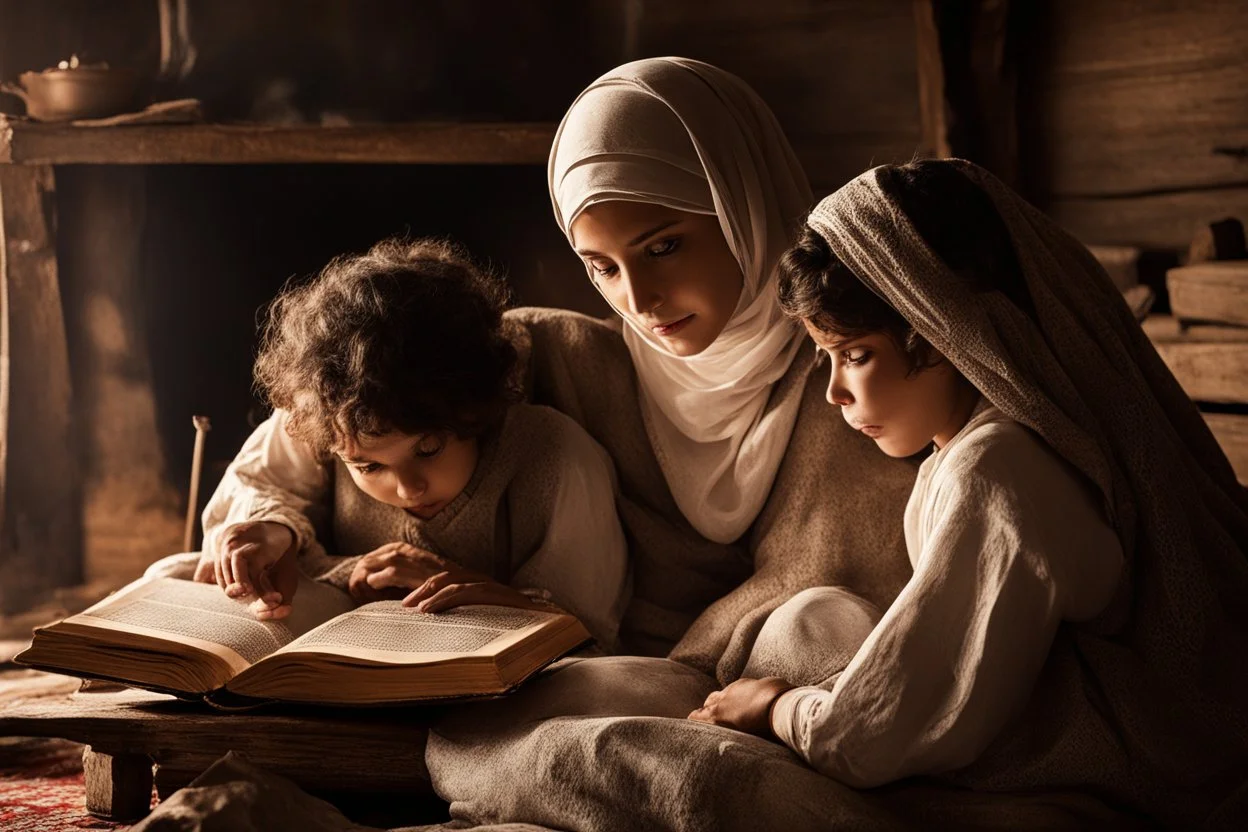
[841,348,872,366]
[588,260,618,278]
[415,435,446,459]
[354,462,382,475]
[647,238,680,258]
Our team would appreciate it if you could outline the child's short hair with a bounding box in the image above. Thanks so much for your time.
[778,159,1029,374]
[255,237,519,454]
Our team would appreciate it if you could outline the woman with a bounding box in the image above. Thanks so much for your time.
[523,56,915,674]
[175,57,918,832]
[196,57,916,680]
[417,60,924,832]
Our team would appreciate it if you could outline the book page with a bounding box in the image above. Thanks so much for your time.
[76,576,354,671]
[275,601,554,664]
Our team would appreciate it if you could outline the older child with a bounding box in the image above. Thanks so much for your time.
[167,237,629,649]
[690,160,1248,826]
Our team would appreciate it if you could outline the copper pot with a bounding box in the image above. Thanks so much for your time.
[1,66,140,122]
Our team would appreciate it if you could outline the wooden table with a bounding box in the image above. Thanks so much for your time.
[0,684,434,822]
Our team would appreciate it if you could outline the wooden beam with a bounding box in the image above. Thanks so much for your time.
[912,0,1019,188]
[0,119,557,166]
[0,163,81,613]
[913,0,951,158]
[1046,186,1248,250]
[55,167,186,585]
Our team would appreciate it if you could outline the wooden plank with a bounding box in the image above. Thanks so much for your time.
[0,119,557,165]
[1167,261,1248,327]
[0,687,431,794]
[637,0,923,191]
[1143,314,1248,344]
[0,164,81,614]
[82,745,154,821]
[1152,341,1248,404]
[1046,186,1248,250]
[1025,0,1248,197]
[1205,412,1248,486]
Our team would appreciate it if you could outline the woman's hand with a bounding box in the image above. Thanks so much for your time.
[403,571,542,614]
[347,542,462,603]
[687,676,795,739]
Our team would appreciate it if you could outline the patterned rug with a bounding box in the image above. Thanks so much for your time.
[0,668,150,831]
[0,736,138,831]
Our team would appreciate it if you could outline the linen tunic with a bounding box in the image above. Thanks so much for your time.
[771,402,1123,787]
[201,402,631,649]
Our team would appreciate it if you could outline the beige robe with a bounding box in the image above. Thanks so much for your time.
[201,401,630,649]
[771,402,1123,787]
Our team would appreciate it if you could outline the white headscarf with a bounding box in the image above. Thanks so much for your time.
[548,57,813,543]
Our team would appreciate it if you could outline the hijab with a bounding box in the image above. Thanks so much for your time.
[548,57,813,543]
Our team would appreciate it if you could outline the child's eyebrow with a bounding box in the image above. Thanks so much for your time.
[338,452,375,464]
[817,336,853,352]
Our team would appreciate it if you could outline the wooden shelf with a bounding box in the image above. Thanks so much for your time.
[0,117,557,165]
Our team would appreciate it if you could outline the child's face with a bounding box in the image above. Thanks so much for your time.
[802,320,973,457]
[338,431,479,520]
[570,201,743,357]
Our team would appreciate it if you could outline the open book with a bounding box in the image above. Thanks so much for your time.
[16,575,590,707]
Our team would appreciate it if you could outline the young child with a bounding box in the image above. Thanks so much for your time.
[688,160,1248,824]
[158,237,630,650]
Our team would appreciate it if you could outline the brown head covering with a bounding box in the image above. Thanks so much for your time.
[808,159,1248,823]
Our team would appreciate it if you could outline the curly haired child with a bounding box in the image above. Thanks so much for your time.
[155,237,630,649]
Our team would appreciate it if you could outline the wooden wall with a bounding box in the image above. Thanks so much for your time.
[635,0,924,193]
[1021,0,1248,250]
[4,0,1245,601]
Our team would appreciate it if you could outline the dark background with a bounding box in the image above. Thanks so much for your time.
[1,0,1244,582]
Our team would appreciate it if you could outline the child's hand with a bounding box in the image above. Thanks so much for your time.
[249,551,300,621]
[347,542,459,603]
[687,677,795,739]
[402,571,541,614]
[208,521,298,617]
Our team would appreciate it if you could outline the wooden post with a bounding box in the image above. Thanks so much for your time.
[0,163,81,613]
[82,745,154,821]
[914,0,952,159]
[911,0,1020,188]
[55,166,186,581]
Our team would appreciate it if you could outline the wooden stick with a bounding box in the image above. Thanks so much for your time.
[183,416,211,552]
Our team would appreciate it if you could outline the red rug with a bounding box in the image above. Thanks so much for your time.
[0,736,146,831]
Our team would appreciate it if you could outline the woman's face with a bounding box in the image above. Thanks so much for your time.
[570,201,743,357]
[338,431,479,520]
[802,321,976,457]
